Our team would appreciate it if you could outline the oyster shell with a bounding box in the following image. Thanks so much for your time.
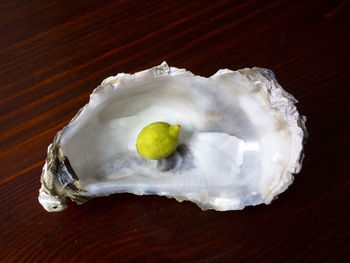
[38,62,307,212]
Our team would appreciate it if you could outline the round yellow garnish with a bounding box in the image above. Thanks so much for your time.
[136,122,181,160]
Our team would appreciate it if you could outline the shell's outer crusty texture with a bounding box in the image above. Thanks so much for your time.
[38,136,91,211]
[38,62,307,212]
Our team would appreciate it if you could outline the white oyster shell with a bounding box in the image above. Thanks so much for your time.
[38,62,306,212]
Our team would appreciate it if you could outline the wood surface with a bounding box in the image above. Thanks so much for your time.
[0,0,349,262]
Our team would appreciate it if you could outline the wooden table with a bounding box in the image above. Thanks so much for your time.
[1,0,349,262]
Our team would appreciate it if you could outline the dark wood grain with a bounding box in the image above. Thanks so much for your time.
[0,0,349,262]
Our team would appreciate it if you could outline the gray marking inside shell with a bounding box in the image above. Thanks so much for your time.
[156,144,193,172]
